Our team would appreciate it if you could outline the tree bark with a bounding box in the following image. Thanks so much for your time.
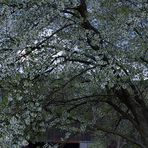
[113,87,148,148]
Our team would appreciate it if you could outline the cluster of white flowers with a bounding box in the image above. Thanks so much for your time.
[0,0,147,147]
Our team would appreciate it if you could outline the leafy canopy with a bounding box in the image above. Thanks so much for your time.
[0,0,147,147]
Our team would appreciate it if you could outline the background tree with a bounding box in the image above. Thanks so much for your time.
[0,0,147,147]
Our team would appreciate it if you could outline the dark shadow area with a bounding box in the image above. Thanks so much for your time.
[22,142,79,148]
[61,143,79,148]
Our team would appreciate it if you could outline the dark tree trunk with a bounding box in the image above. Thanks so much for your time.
[112,87,148,148]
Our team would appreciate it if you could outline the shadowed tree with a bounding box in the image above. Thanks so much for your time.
[0,0,147,148]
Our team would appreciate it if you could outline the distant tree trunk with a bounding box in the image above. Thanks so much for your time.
[116,137,121,148]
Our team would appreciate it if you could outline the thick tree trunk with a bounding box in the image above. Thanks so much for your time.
[125,105,148,147]
[136,111,148,147]
[137,127,148,148]
[113,87,148,148]
[129,100,148,147]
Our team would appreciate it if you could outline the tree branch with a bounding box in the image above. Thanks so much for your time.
[91,126,145,148]
[16,23,74,61]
